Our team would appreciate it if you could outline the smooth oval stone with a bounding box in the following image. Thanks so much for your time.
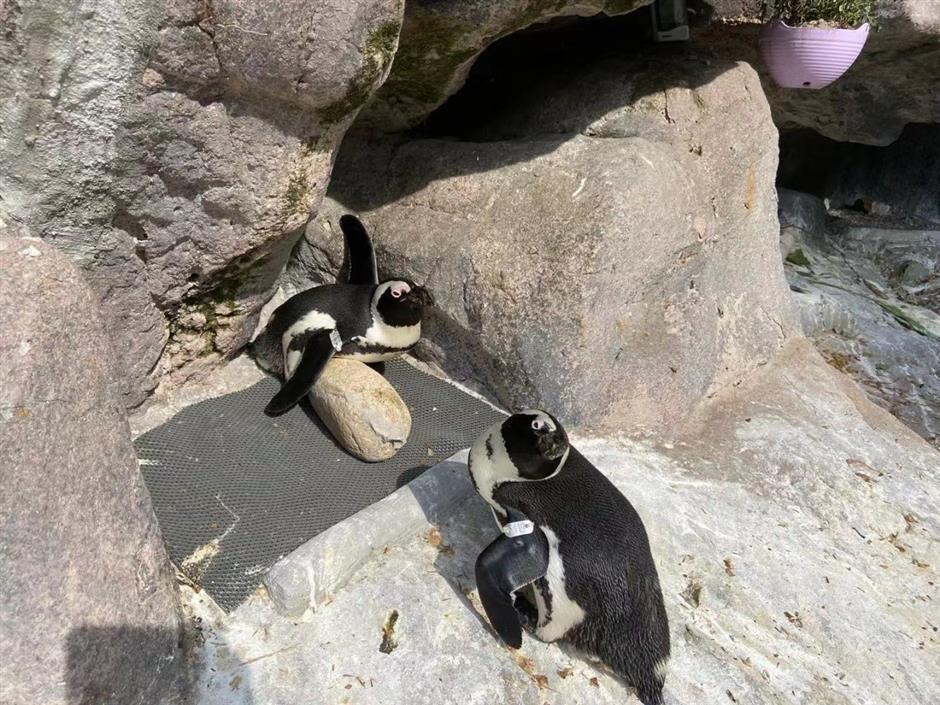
[309,358,412,462]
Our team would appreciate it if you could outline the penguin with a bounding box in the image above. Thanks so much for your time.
[253,214,433,416]
[468,410,671,705]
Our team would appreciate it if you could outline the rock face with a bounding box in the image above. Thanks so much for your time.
[310,359,413,462]
[693,1,940,145]
[190,340,940,705]
[0,228,183,705]
[289,54,798,430]
[357,0,652,133]
[362,0,939,145]
[777,194,940,448]
[0,0,404,406]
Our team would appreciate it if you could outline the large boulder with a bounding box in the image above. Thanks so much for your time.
[187,340,940,705]
[0,227,183,704]
[288,55,799,431]
[0,0,404,406]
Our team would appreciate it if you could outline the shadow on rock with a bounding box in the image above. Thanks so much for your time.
[331,14,741,211]
[408,457,508,643]
[65,624,213,705]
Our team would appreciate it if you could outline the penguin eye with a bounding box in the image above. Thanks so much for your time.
[531,419,545,432]
[391,289,402,299]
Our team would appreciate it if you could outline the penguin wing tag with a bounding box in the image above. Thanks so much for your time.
[475,520,548,649]
[264,329,338,416]
[502,520,534,538]
[338,214,378,285]
[329,329,343,351]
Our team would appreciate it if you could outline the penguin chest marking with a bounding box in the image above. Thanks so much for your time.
[468,427,514,518]
[342,318,420,363]
[339,349,406,363]
[532,525,586,643]
[282,310,337,376]
[361,319,420,349]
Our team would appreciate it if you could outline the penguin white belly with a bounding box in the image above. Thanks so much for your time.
[532,526,586,643]
[362,320,420,349]
[339,349,409,363]
[338,320,421,363]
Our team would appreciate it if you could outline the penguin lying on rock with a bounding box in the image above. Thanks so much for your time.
[253,215,433,416]
[468,410,671,705]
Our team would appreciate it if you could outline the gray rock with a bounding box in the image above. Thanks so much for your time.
[193,342,940,705]
[0,0,405,406]
[310,359,413,462]
[265,451,471,618]
[777,188,827,237]
[289,56,798,431]
[0,228,183,705]
[785,217,940,447]
[358,0,653,133]
[363,0,939,145]
[826,221,940,311]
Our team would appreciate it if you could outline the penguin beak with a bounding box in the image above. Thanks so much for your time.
[538,431,568,460]
[409,285,434,308]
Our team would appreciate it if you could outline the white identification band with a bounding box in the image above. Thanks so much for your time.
[502,520,534,538]
[329,329,343,351]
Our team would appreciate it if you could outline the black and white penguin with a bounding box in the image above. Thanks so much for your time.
[253,215,433,416]
[468,410,671,705]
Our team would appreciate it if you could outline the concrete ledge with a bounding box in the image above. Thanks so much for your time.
[264,450,471,618]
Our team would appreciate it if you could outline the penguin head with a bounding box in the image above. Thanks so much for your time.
[374,279,434,327]
[501,409,570,480]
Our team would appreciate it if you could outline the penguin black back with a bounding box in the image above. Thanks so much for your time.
[264,284,376,343]
[494,447,670,705]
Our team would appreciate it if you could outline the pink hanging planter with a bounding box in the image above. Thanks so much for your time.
[759,19,870,89]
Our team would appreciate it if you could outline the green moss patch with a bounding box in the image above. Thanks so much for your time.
[875,300,940,341]
[785,248,812,268]
[284,170,311,214]
[378,10,476,107]
[318,20,402,124]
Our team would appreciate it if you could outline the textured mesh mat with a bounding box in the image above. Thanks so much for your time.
[135,360,504,611]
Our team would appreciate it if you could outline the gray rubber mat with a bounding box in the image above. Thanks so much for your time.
[135,360,504,611]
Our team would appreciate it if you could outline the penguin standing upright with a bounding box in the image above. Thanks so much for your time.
[252,215,433,416]
[468,410,671,705]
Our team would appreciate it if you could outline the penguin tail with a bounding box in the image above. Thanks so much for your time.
[636,684,665,705]
[338,214,378,285]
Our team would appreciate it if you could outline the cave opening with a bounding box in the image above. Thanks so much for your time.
[416,10,658,140]
[777,124,940,227]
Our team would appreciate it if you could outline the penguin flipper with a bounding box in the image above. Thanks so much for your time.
[338,214,378,285]
[475,519,548,649]
[264,330,338,416]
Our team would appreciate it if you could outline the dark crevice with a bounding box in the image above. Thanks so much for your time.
[778,124,940,227]
[112,209,148,241]
[414,10,660,141]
